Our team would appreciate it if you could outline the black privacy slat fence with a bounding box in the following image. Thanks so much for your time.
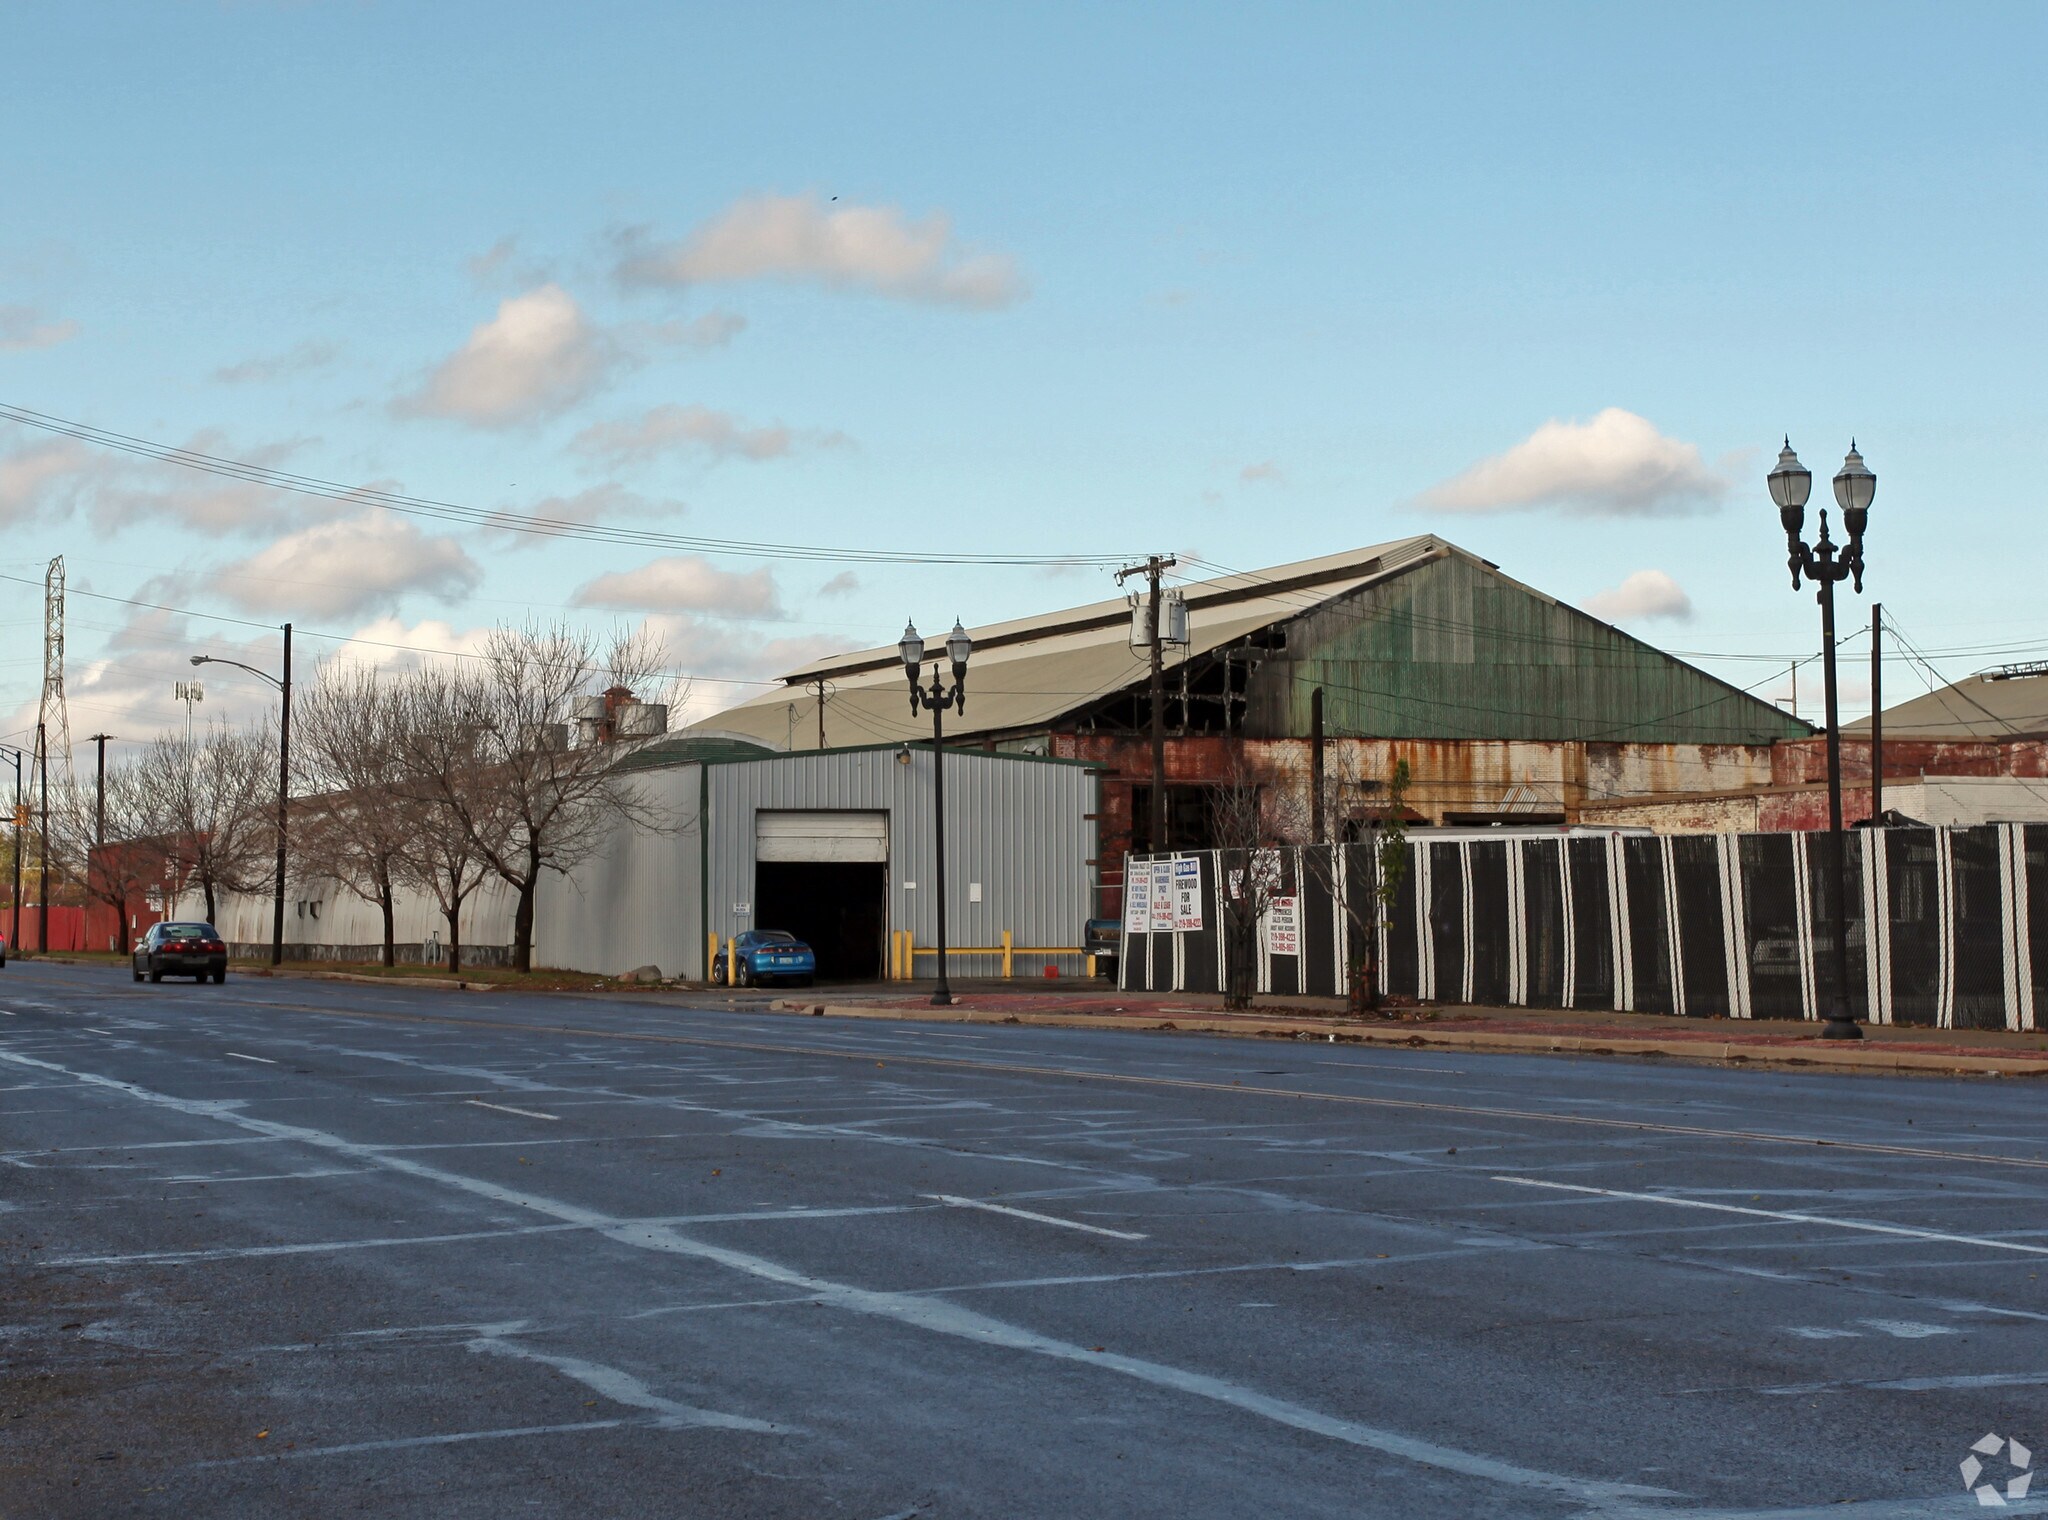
[1119,825,2048,1030]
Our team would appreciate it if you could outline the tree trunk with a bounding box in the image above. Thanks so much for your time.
[511,842,540,973]
[378,879,396,968]
[202,875,217,925]
[1224,907,1257,1012]
[446,888,464,975]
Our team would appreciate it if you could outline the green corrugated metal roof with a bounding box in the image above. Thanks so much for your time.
[1245,553,1811,744]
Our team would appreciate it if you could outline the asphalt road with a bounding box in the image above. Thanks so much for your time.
[6,963,2048,1519]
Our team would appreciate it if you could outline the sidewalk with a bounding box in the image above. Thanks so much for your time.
[755,982,2048,1078]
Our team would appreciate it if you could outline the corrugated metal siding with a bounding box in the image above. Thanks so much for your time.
[706,748,1097,972]
[1245,555,1809,745]
[535,765,703,976]
[179,749,1092,980]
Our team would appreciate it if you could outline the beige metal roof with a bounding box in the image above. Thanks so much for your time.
[695,535,1448,749]
[1845,669,2048,741]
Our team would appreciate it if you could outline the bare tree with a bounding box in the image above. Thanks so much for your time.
[393,622,672,973]
[1300,751,1413,1014]
[55,758,162,951]
[296,667,415,966]
[1209,744,1306,1011]
[137,723,275,925]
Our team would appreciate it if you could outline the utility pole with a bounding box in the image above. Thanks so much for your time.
[89,734,109,846]
[88,733,109,946]
[36,721,48,955]
[1115,555,1177,853]
[812,676,829,750]
[1310,687,1326,845]
[1870,604,1883,822]
[273,623,292,967]
[3,744,23,957]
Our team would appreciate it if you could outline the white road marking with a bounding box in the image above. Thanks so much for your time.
[466,1333,783,1431]
[464,1099,560,1121]
[1493,1175,2048,1257]
[196,1418,630,1464]
[86,1027,113,1035]
[224,1051,277,1065]
[6,1047,1674,1508]
[924,1194,1148,1240]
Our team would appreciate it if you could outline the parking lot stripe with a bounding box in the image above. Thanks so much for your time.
[465,1099,561,1122]
[924,1193,1149,1240]
[1492,1174,2048,1257]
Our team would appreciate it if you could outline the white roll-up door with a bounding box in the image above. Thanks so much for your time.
[755,811,888,863]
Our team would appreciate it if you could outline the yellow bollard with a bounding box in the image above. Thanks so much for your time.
[1001,929,1014,979]
[727,937,738,986]
[706,932,718,980]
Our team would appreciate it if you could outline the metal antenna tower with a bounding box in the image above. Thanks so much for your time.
[37,556,77,812]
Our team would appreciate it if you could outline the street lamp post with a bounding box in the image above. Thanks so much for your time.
[1768,440,1876,1041]
[191,622,292,966]
[900,619,973,1007]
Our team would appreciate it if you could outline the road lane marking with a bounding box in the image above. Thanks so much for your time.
[224,1051,277,1065]
[215,994,2048,1175]
[3,1047,1676,1508]
[464,1099,560,1121]
[1492,1175,2048,1257]
[923,1193,1149,1240]
[195,1419,631,1464]
[466,1333,782,1431]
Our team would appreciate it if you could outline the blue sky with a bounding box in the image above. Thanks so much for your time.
[4,1,2044,757]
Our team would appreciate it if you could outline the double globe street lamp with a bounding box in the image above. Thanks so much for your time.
[1767,440,1876,1040]
[900,618,973,1006]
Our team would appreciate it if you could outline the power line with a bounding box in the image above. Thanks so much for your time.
[0,403,1136,568]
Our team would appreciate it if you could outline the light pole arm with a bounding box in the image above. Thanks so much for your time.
[191,656,283,690]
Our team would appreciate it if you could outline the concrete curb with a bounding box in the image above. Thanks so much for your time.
[764,999,2048,1078]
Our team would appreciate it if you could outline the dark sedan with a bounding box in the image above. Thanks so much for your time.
[133,921,229,984]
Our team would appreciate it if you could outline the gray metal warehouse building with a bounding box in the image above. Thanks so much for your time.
[553,736,1103,981]
[189,737,1102,982]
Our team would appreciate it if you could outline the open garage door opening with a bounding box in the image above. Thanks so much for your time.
[754,812,889,981]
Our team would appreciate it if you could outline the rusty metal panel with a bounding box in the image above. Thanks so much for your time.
[1243,553,1809,745]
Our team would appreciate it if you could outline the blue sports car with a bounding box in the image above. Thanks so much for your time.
[710,929,816,988]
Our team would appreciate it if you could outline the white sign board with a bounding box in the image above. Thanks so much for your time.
[1171,857,1204,932]
[1123,866,1152,934]
[1265,896,1300,957]
[1149,861,1177,932]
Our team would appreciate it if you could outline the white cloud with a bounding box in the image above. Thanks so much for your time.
[651,310,747,349]
[0,437,93,523]
[568,403,848,466]
[478,482,687,550]
[217,511,482,618]
[394,284,619,428]
[465,236,519,283]
[633,613,850,728]
[0,304,80,352]
[3,605,287,751]
[213,340,338,384]
[572,555,782,617]
[1417,408,1728,517]
[1239,460,1285,486]
[817,571,860,598]
[1583,569,1693,623]
[0,425,317,532]
[616,193,1027,309]
[323,614,498,677]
